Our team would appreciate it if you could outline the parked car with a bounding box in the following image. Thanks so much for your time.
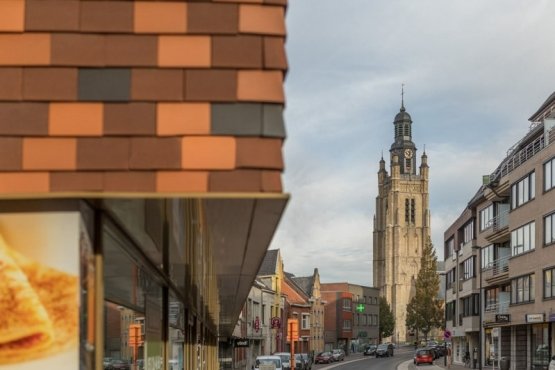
[103,358,114,370]
[375,343,394,358]
[549,355,555,370]
[314,352,333,364]
[331,349,345,361]
[255,355,283,370]
[294,354,307,370]
[109,360,131,370]
[414,349,434,366]
[274,352,291,369]
[363,345,377,356]
[298,353,312,370]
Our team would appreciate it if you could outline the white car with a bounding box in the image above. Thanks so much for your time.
[549,356,555,370]
[255,355,282,370]
[273,352,291,369]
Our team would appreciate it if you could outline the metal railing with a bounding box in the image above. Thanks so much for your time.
[484,210,509,232]
[484,301,509,314]
[490,134,545,183]
[483,254,510,277]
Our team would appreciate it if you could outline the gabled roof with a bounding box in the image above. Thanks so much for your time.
[291,276,313,296]
[258,249,279,276]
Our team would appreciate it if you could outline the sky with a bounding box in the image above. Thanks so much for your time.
[269,0,555,286]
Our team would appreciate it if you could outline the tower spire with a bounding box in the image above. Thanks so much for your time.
[401,83,405,111]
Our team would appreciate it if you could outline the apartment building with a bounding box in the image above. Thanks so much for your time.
[444,92,555,370]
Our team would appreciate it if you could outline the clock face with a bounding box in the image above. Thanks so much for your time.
[404,149,413,159]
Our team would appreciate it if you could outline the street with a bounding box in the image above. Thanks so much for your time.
[312,347,414,370]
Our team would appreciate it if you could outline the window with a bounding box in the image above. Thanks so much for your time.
[405,198,416,224]
[461,220,474,245]
[480,204,494,231]
[545,157,555,191]
[485,288,499,310]
[544,268,555,299]
[511,222,536,256]
[343,298,351,310]
[511,172,535,209]
[343,319,351,330]
[481,245,494,269]
[545,213,555,246]
[446,268,456,289]
[301,314,310,329]
[460,257,475,280]
[460,294,480,317]
[445,237,454,259]
[511,274,535,304]
[445,301,456,321]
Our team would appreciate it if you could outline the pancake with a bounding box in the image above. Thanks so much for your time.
[8,249,79,356]
[0,235,53,364]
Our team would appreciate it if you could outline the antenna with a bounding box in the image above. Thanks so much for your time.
[401,83,405,110]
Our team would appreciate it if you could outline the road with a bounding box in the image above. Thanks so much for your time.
[311,346,414,370]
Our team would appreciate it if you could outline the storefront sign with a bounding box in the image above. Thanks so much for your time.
[234,338,249,348]
[526,314,545,323]
[495,314,511,323]
[549,313,555,322]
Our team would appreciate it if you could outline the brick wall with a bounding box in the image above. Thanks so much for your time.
[0,0,287,195]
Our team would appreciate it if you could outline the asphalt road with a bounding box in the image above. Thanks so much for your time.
[311,347,414,370]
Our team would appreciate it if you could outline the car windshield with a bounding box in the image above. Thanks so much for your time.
[318,352,330,356]
[378,344,389,349]
[417,350,431,355]
[256,359,281,367]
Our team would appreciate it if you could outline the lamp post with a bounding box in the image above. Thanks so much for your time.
[472,245,483,370]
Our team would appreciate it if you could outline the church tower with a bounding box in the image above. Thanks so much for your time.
[373,95,430,343]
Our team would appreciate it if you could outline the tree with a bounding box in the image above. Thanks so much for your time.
[406,237,443,341]
[379,296,395,341]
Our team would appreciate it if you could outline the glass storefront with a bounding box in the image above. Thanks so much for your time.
[484,328,498,366]
[531,324,549,370]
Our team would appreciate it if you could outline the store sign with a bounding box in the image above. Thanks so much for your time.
[234,338,249,348]
[549,313,555,322]
[271,317,281,329]
[495,314,511,323]
[526,314,544,323]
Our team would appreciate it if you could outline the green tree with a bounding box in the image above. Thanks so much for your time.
[406,237,444,341]
[379,296,395,341]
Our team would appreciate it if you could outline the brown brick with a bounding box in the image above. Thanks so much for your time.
[129,137,181,170]
[188,3,238,34]
[0,34,50,66]
[264,37,287,70]
[209,170,262,192]
[134,2,187,34]
[0,0,24,32]
[105,35,157,67]
[212,35,262,68]
[184,70,237,102]
[50,172,104,192]
[0,137,22,170]
[80,1,133,33]
[132,69,183,101]
[0,68,22,100]
[51,34,105,66]
[261,170,282,192]
[156,171,208,193]
[77,138,129,170]
[236,138,283,169]
[23,68,77,101]
[0,172,49,194]
[0,103,48,135]
[104,103,156,136]
[237,70,284,103]
[104,171,156,192]
[23,138,76,170]
[25,0,79,31]
[239,5,285,35]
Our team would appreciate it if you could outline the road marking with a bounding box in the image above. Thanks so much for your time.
[317,357,368,370]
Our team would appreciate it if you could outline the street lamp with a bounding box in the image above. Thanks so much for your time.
[472,245,483,370]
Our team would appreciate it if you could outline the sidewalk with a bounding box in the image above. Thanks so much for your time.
[398,358,495,370]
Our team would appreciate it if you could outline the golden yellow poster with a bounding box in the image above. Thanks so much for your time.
[0,212,80,369]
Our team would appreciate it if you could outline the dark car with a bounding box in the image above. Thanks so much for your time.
[414,349,434,366]
[364,345,377,356]
[331,349,345,361]
[425,346,440,360]
[294,354,307,370]
[375,343,394,358]
[315,352,333,364]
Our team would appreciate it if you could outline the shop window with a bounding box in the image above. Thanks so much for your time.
[168,293,185,370]
[531,324,549,369]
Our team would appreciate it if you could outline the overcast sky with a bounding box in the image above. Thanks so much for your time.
[269,0,555,286]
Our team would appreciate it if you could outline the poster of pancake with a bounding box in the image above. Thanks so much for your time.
[0,212,80,369]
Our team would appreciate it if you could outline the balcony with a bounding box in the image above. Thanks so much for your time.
[483,255,510,285]
[484,211,510,243]
[483,302,510,326]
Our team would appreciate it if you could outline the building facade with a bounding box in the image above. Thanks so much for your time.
[0,1,288,369]
[373,101,431,343]
[347,284,380,350]
[444,92,555,370]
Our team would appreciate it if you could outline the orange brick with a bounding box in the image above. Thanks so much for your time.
[135,2,187,33]
[158,36,210,67]
[182,137,236,170]
[0,172,49,193]
[262,170,282,192]
[23,138,76,170]
[157,103,210,136]
[156,171,208,192]
[0,0,24,31]
[0,34,50,65]
[49,103,103,136]
[239,5,285,35]
[237,70,284,103]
